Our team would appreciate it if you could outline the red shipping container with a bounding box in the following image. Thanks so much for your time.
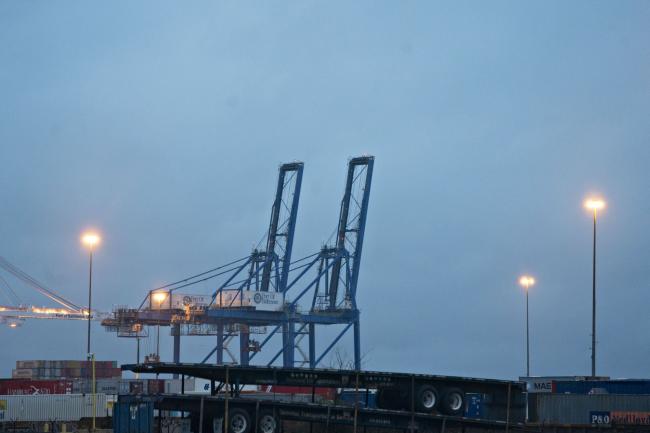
[129,381,144,394]
[147,379,165,394]
[263,385,336,400]
[0,379,73,395]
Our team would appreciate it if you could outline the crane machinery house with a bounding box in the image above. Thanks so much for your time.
[147,292,283,311]
[213,290,284,311]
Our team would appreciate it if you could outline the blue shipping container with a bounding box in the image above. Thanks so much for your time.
[464,393,484,419]
[338,390,377,408]
[114,396,154,433]
[554,380,650,395]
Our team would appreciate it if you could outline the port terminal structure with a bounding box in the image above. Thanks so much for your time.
[102,156,374,371]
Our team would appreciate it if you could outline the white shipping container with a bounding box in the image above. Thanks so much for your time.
[186,378,211,394]
[214,290,284,311]
[147,291,284,311]
[147,293,212,310]
[11,369,32,379]
[164,377,195,394]
[72,379,149,395]
[170,294,212,309]
[0,394,109,422]
[520,376,611,394]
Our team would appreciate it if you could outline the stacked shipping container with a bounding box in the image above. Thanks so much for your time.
[523,377,650,426]
[0,376,194,423]
[0,380,73,395]
[0,378,194,396]
[533,394,650,426]
[12,360,121,380]
[553,380,650,395]
[0,394,109,421]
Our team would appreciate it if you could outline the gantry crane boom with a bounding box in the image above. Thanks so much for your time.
[0,256,82,311]
[0,256,106,327]
[327,156,374,308]
[261,162,304,293]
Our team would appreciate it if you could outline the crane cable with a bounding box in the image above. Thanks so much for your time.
[153,255,250,292]
[0,274,22,306]
[0,256,81,311]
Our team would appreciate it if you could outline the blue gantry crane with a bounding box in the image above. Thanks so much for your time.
[102,156,374,371]
[203,161,304,366]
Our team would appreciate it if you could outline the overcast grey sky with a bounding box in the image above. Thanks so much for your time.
[1,1,649,380]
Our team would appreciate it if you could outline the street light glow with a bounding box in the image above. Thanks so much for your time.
[152,291,168,303]
[519,276,535,288]
[81,232,101,249]
[584,198,606,211]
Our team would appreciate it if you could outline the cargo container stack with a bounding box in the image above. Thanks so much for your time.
[0,379,74,395]
[522,376,650,427]
[0,393,110,422]
[12,360,121,380]
[0,360,195,427]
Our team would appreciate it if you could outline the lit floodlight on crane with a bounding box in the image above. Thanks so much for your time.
[152,291,168,304]
[8,319,22,328]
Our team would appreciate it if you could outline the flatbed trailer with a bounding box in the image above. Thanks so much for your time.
[124,363,526,421]
[122,363,527,431]
[118,365,650,433]
[116,393,527,433]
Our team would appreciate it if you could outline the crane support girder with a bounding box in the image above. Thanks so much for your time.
[327,156,374,309]
[261,162,304,293]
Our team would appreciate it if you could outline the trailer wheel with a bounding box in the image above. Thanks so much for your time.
[227,408,252,433]
[257,410,279,433]
[415,385,438,412]
[440,387,465,415]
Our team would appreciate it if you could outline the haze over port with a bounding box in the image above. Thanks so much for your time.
[1,1,649,380]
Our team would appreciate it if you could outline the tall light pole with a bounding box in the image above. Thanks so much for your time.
[584,197,605,377]
[81,230,100,433]
[519,276,535,377]
[81,232,101,354]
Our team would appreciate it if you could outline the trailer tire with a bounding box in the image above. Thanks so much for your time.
[226,408,252,433]
[257,410,279,433]
[415,385,439,412]
[440,387,465,415]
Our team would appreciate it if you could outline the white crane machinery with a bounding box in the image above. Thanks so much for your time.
[0,256,106,328]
